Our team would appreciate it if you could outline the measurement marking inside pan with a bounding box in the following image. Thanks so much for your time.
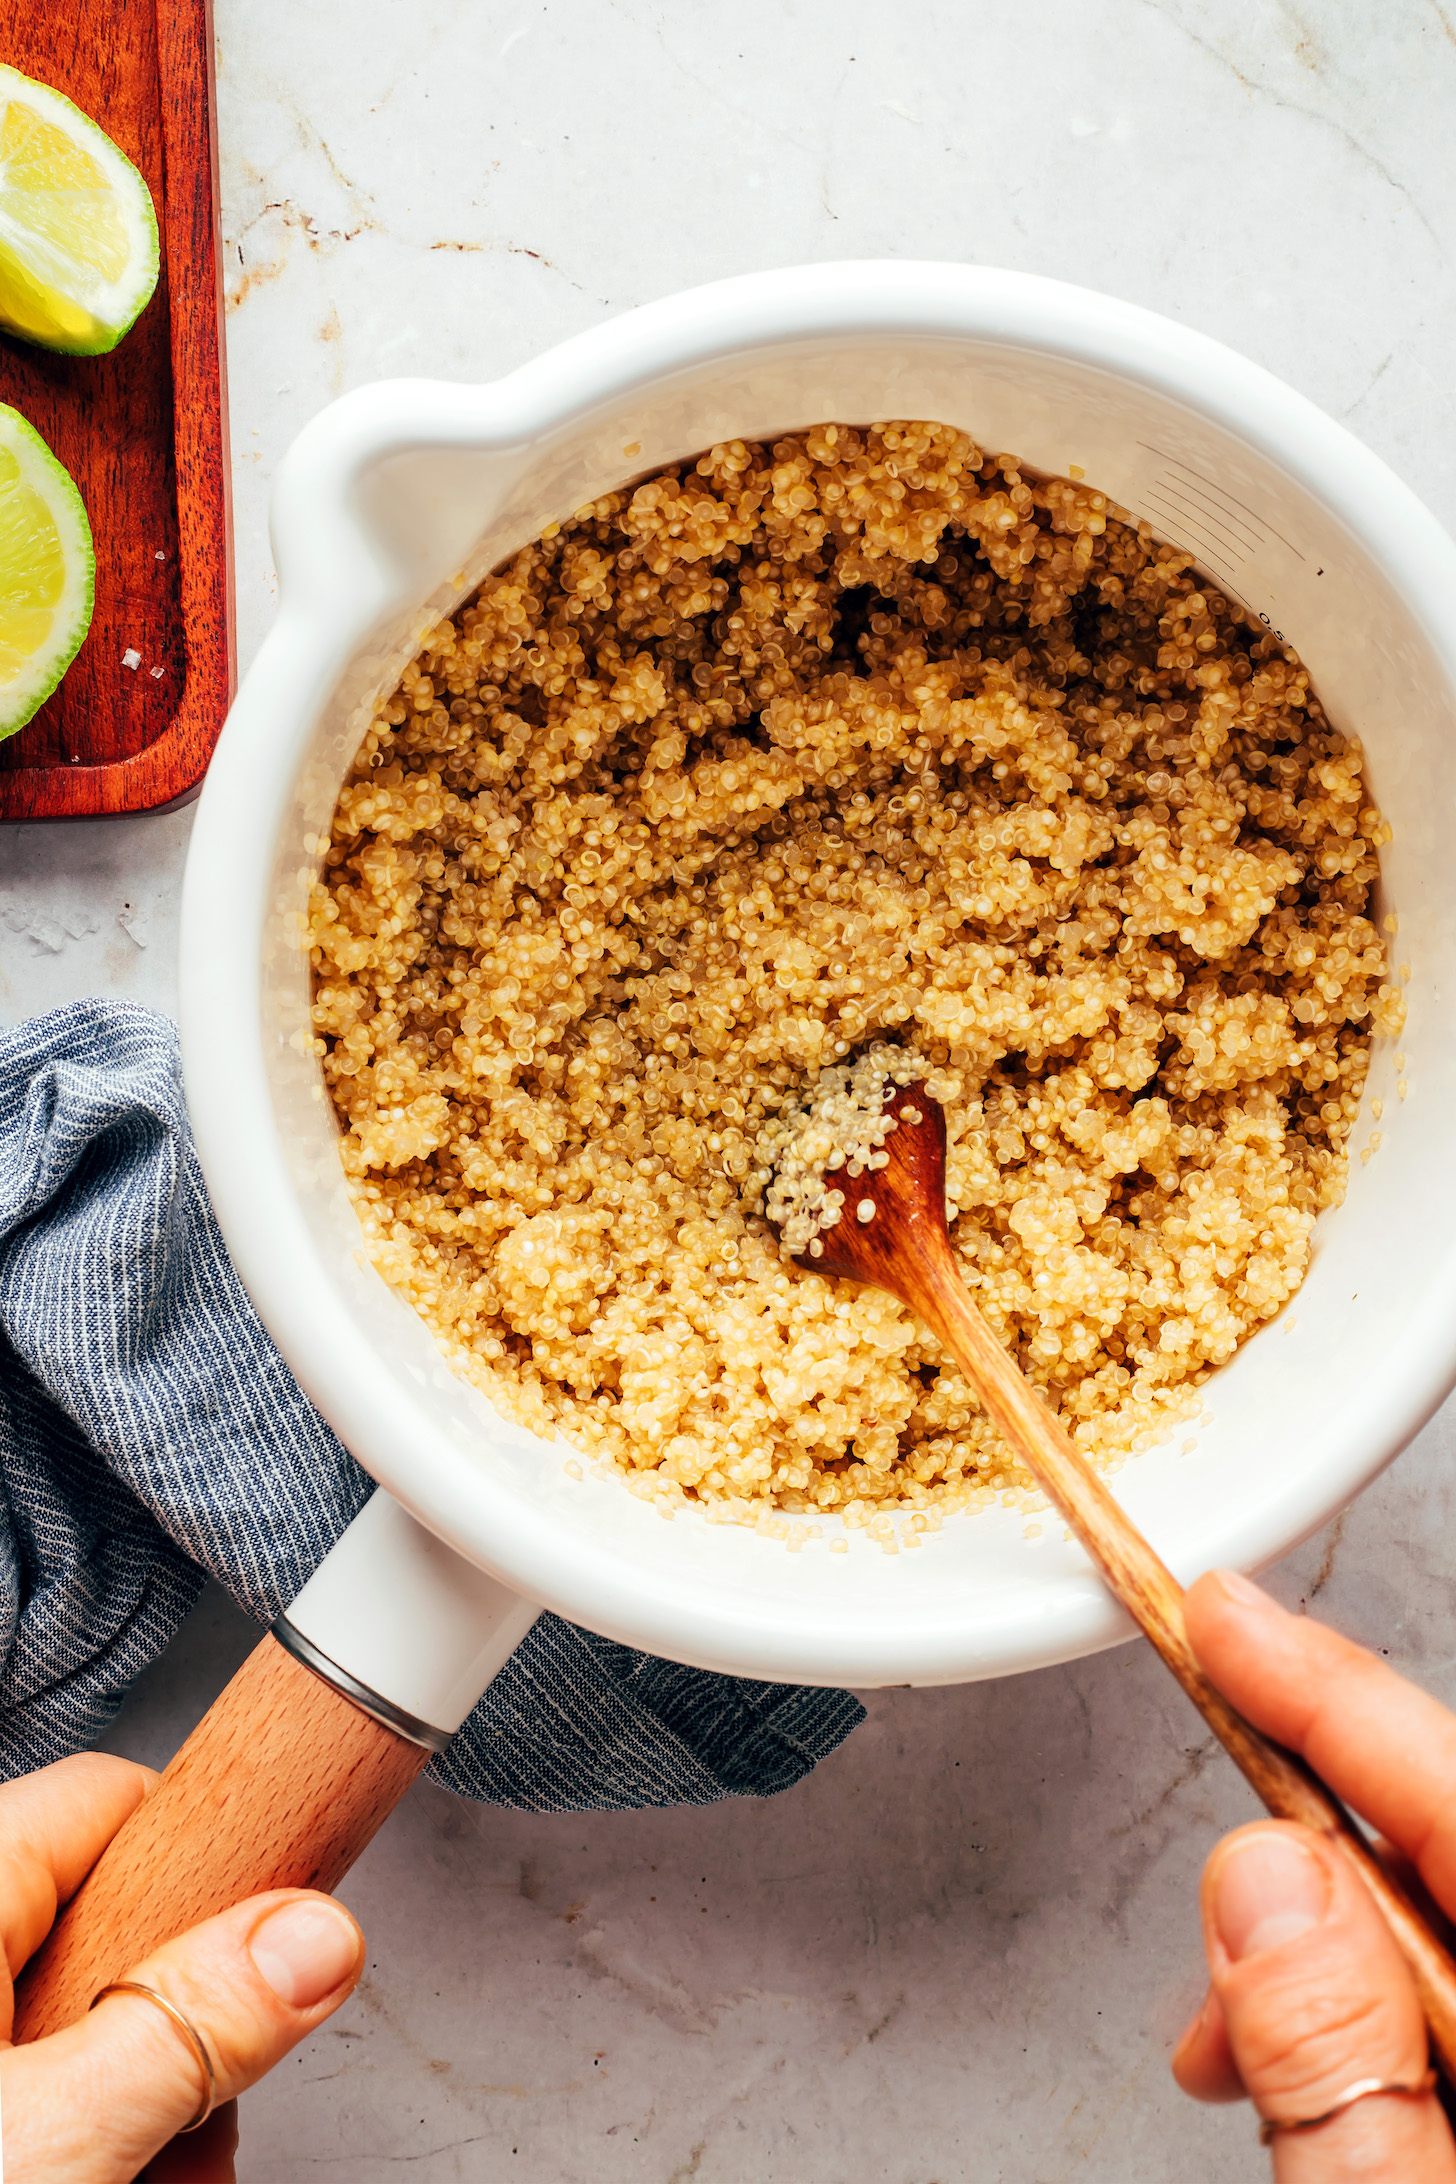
[1142,502,1241,575]
[1140,447,1274,545]
[1153,475,1263,553]
[1142,484,1254,570]
[1137,443,1307,560]
[1145,517,1240,581]
[1141,494,1242,581]
[1143,483,1248,551]
[1143,492,1243,565]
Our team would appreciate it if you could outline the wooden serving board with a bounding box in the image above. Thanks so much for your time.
[0,0,233,819]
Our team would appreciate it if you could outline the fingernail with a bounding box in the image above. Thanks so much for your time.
[1214,1833,1330,1961]
[1171,1990,1210,2065]
[250,1899,361,2009]
[1213,1568,1275,1611]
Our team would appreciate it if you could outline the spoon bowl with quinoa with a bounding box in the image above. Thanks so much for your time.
[182,265,1456,1691]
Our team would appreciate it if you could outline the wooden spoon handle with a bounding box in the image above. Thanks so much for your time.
[914,1247,1456,2079]
[11,1634,430,2042]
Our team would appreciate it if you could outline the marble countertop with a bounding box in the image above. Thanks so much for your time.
[7,3,1456,2176]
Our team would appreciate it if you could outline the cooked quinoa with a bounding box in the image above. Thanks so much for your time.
[308,420,1400,1531]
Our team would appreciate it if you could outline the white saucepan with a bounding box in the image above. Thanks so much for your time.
[18,261,1456,2038]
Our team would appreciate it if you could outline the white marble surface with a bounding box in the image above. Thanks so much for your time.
[8,1,1456,2174]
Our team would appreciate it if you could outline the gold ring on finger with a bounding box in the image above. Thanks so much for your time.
[1257,2068,1438,2146]
[89,1979,218,2133]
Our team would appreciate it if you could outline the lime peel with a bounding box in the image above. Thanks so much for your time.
[0,403,95,741]
[0,62,159,356]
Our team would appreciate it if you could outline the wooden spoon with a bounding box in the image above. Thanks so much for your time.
[783,1076,1456,2079]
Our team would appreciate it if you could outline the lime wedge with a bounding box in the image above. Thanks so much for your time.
[0,403,95,739]
[0,63,159,355]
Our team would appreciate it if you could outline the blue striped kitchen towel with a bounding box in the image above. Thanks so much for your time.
[0,1001,862,1809]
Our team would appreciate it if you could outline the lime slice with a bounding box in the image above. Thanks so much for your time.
[0,403,95,739]
[0,63,159,355]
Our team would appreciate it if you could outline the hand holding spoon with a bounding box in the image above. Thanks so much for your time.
[776,1073,1456,2078]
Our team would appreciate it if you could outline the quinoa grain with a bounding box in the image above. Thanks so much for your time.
[309,422,1398,1525]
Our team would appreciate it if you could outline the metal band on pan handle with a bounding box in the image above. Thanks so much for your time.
[270,1615,454,1753]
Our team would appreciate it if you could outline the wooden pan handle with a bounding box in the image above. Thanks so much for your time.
[915,1247,1456,2082]
[12,1634,430,2043]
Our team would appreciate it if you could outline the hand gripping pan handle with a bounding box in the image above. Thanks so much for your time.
[11,1493,538,2041]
